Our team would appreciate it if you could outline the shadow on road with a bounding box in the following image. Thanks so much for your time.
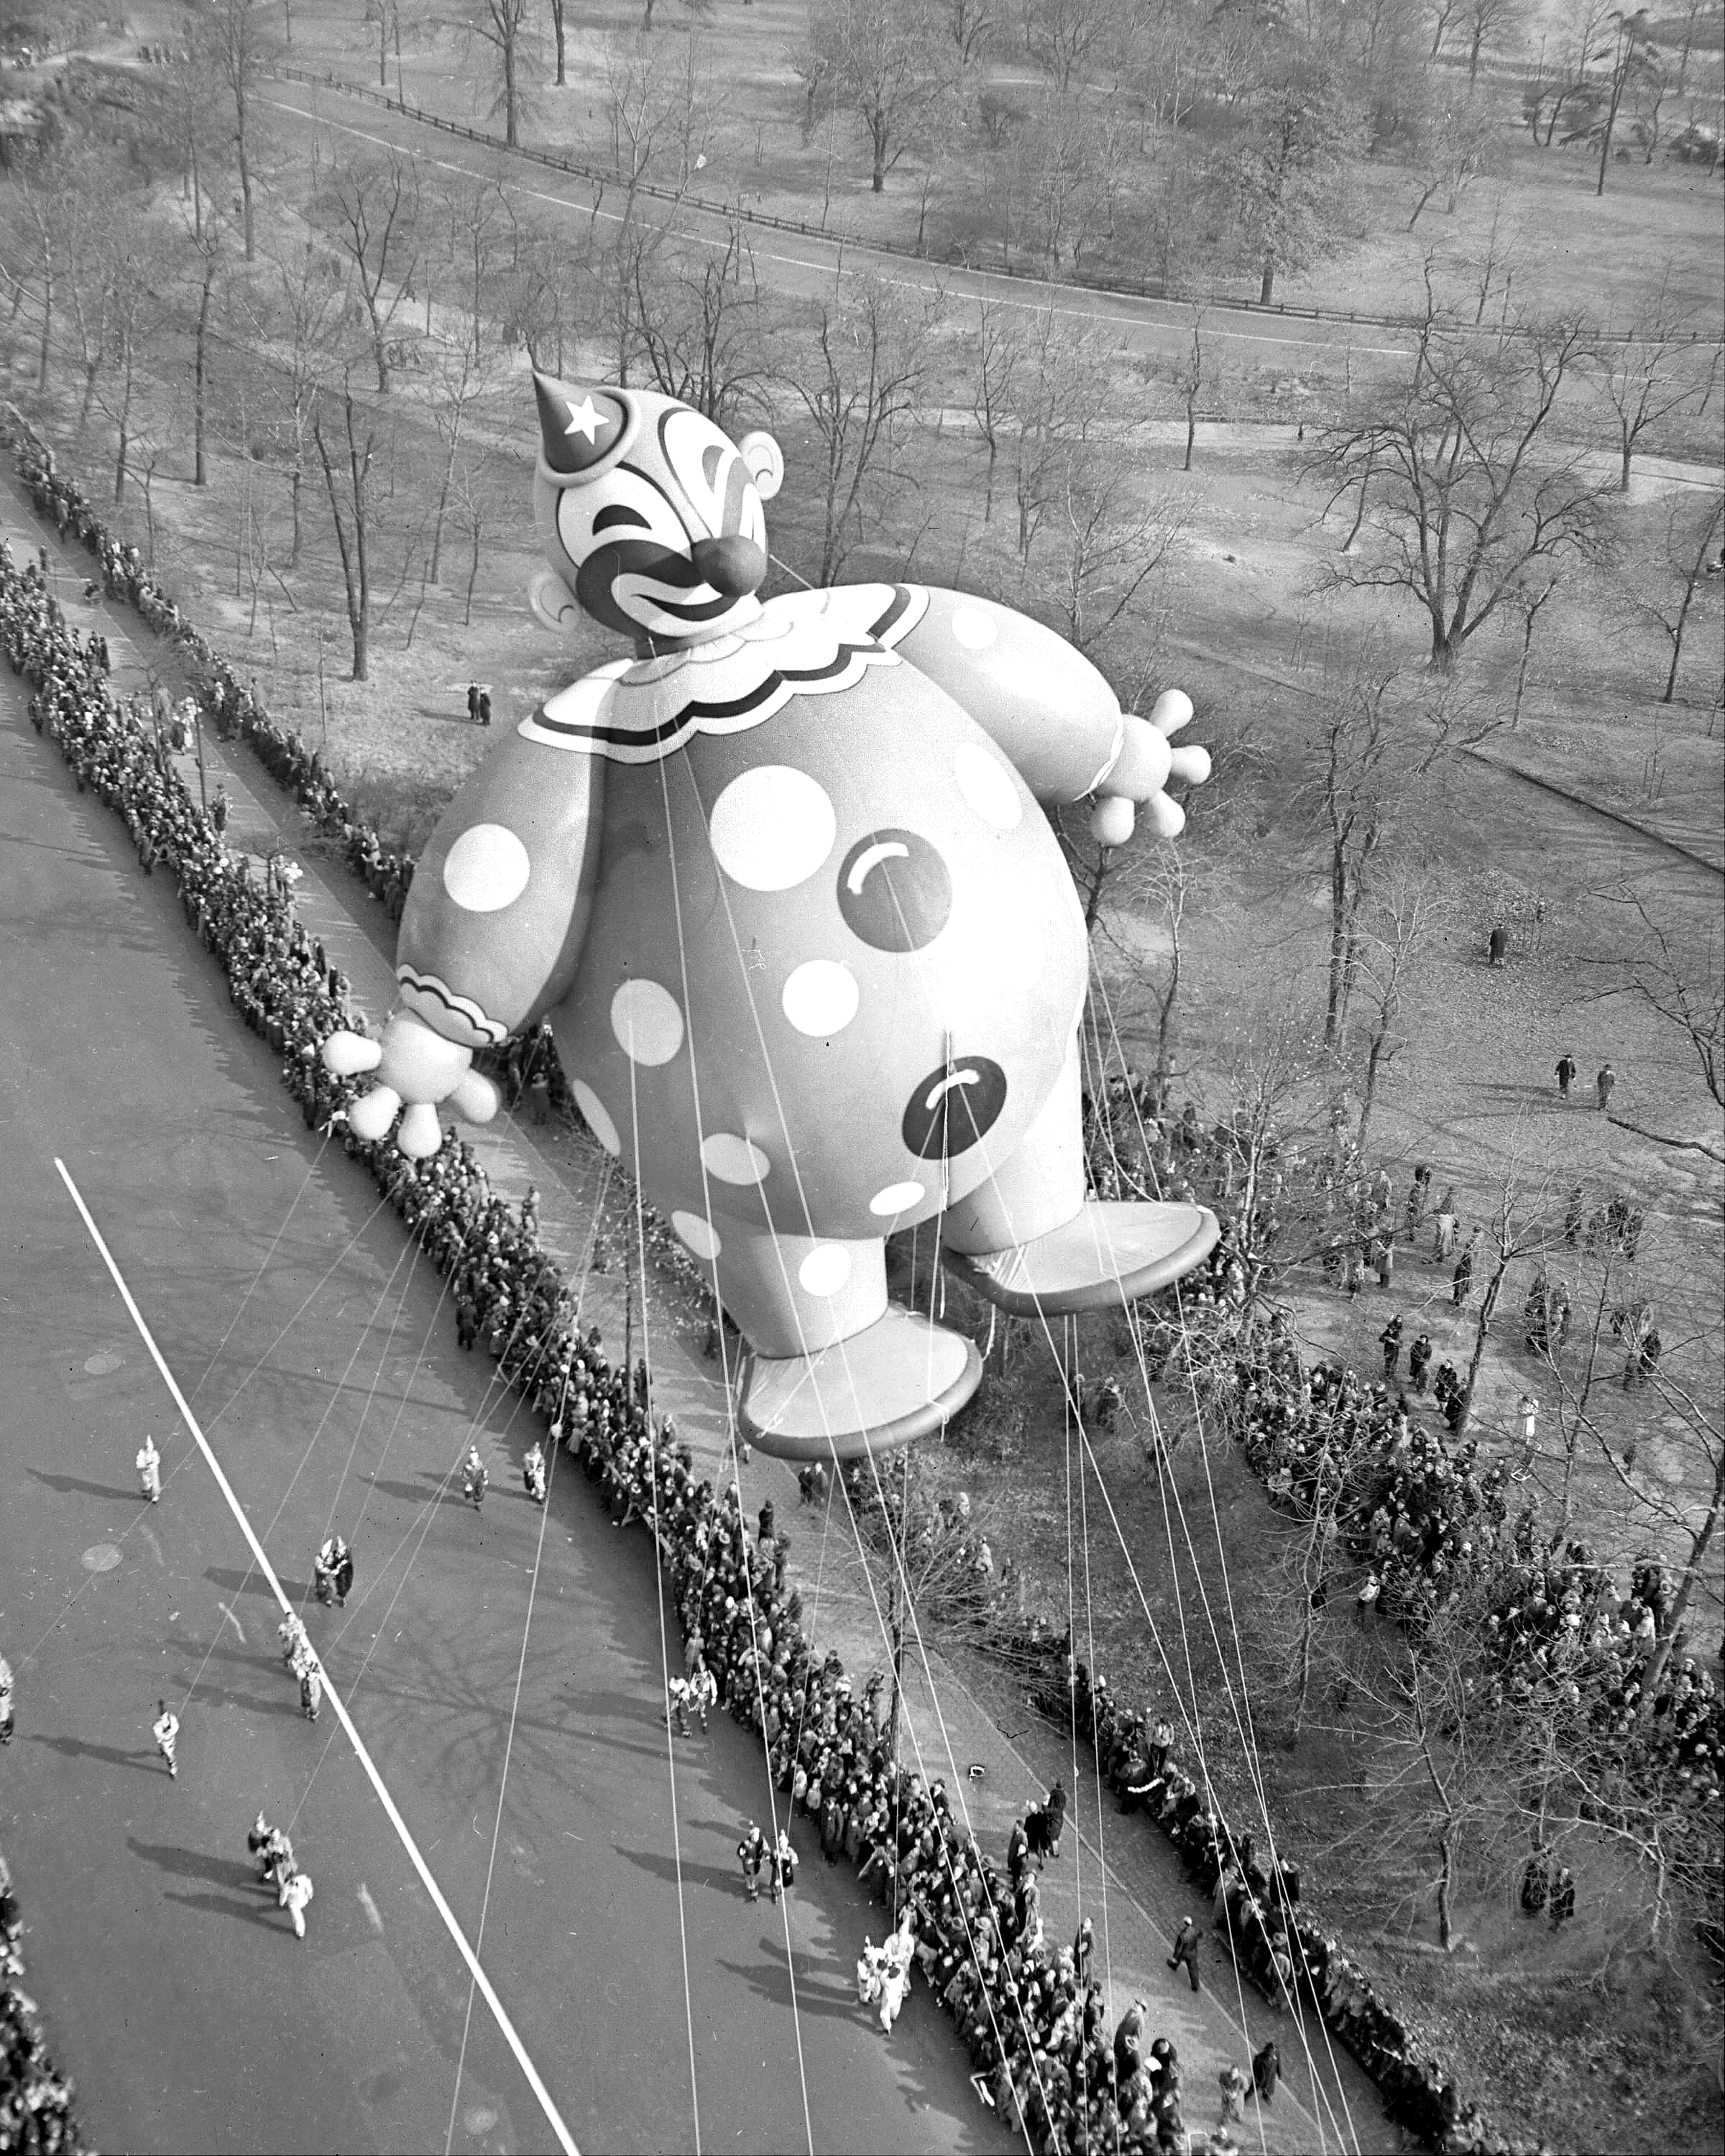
[614,1842,740,1899]
[29,1468,136,1502]
[364,1475,447,1506]
[30,1733,155,1774]
[714,1952,858,2023]
[162,1886,285,1933]
[202,1565,280,1602]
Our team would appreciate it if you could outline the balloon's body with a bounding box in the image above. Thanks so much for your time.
[327,379,1219,1458]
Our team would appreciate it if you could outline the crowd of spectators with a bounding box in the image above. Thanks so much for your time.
[0,1851,85,2154]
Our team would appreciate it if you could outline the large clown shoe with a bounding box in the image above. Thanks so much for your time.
[941,1201,1220,1319]
[738,1306,984,1463]
[934,1039,1220,1317]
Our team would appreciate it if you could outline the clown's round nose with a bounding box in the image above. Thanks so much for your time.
[691,534,767,596]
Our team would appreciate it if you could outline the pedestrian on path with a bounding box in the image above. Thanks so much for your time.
[136,1432,161,1502]
[1073,1915,1094,1985]
[1596,1062,1615,1111]
[769,1828,797,1904]
[462,1445,488,1509]
[1555,1054,1577,1098]
[523,1440,547,1505]
[1219,2061,1248,2124]
[1168,1915,1201,1992]
[152,1699,179,1778]
[299,1659,322,1722]
[1253,2038,1280,2102]
[247,1812,274,1876]
[738,1822,766,1901]
[280,1869,314,1939]
[279,1610,310,1669]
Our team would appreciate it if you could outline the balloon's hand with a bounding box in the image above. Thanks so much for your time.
[1090,691,1212,846]
[322,1011,500,1158]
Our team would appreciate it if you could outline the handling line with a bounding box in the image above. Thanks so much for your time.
[54,1156,581,2156]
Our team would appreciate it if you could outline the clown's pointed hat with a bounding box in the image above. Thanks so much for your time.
[533,371,627,476]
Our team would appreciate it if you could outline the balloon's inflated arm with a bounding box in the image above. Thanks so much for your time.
[321,702,608,1156]
[324,1013,501,1158]
[1089,691,1211,847]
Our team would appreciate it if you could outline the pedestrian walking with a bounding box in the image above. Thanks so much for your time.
[0,1653,14,1745]
[136,1432,162,1503]
[299,1660,322,1722]
[279,1611,309,1668]
[462,1445,488,1508]
[1168,1915,1202,1993]
[1518,1393,1539,1468]
[152,1699,179,1778]
[1073,1914,1094,1985]
[770,1828,798,1903]
[1596,1063,1615,1112]
[280,1868,314,1939]
[314,1534,352,1606]
[247,1812,274,1876]
[1408,1330,1432,1393]
[1433,1204,1458,1260]
[689,1664,716,1731]
[262,1827,295,1891]
[523,1440,547,1505]
[1555,1054,1577,1098]
[667,1674,693,1736]
[1488,924,1509,968]
[1218,2061,1248,2125]
[1375,1237,1394,1290]
[1379,1314,1403,1380]
[1356,1571,1381,1625]
[466,681,479,724]
[1253,2039,1280,2102]
[738,1822,767,1901]
[477,687,492,727]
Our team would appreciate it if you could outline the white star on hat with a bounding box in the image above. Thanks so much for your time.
[563,395,603,443]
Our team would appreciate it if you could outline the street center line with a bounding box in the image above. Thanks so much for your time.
[54,1156,581,2156]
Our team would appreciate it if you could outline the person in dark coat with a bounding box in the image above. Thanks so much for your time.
[1379,1314,1403,1379]
[1252,2039,1280,2101]
[1488,924,1509,967]
[1407,1332,1432,1393]
[1168,1916,1202,1992]
[1555,1054,1577,1097]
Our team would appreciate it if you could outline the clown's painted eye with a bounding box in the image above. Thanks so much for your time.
[593,505,649,535]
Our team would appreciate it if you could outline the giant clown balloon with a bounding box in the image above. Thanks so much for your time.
[323,375,1220,1460]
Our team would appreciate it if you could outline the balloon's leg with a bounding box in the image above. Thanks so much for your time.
[940,1037,1220,1317]
[706,1225,982,1463]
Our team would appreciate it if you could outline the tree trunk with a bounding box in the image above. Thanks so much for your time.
[1435,1830,1455,1949]
[1459,1255,1509,1429]
[35,247,52,392]
[114,344,134,502]
[236,111,255,262]
[193,253,218,488]
[504,40,519,148]
[1184,400,1197,472]
[1639,1442,1724,1712]
[1259,258,1275,305]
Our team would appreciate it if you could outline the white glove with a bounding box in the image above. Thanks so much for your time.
[1090,691,1212,846]
[322,1010,500,1158]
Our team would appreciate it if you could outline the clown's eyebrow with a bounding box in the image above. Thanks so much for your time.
[592,505,650,533]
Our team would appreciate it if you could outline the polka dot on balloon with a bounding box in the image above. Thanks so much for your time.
[798,1245,852,1297]
[572,1080,621,1156]
[953,743,1022,831]
[781,959,860,1038]
[701,1133,771,1185]
[870,1180,926,1217]
[708,766,837,891]
[442,823,531,912]
[949,604,998,650]
[672,1210,722,1261]
[610,977,684,1066]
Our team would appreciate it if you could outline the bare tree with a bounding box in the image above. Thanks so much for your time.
[1460,0,1524,83]
[1621,489,1725,706]
[1598,879,1724,1112]
[460,0,538,149]
[1048,461,1188,658]
[1352,873,1440,1148]
[631,226,771,428]
[312,386,377,678]
[1305,282,1610,670]
[1595,284,1720,492]
[322,152,422,395]
[968,296,1023,523]
[807,0,958,193]
[781,275,942,584]
[210,0,277,261]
